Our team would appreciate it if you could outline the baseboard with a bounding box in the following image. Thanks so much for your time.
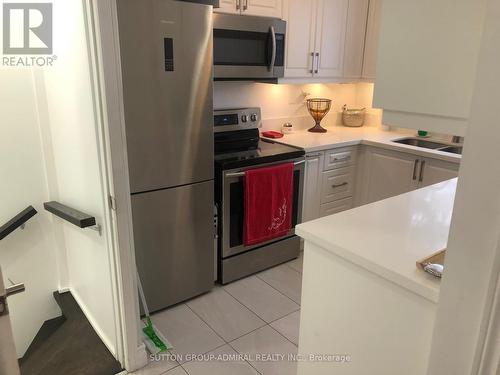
[68,288,117,360]
[133,343,148,371]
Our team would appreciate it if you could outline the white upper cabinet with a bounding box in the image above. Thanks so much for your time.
[216,0,241,14]
[314,0,349,78]
[244,0,283,17]
[343,0,370,79]
[361,0,381,79]
[216,0,282,18]
[282,0,316,77]
[283,0,349,79]
[373,0,487,135]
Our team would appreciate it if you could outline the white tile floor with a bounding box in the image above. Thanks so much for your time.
[134,252,303,375]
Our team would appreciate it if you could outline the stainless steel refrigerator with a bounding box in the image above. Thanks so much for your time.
[116,0,214,312]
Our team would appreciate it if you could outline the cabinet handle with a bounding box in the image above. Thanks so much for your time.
[413,159,419,180]
[310,52,315,74]
[243,0,248,10]
[306,153,322,158]
[419,160,426,182]
[236,0,240,10]
[332,182,348,188]
[315,52,320,74]
[333,156,350,162]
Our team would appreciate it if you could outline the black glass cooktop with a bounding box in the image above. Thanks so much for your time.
[215,138,305,170]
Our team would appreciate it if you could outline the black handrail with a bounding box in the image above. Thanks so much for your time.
[0,206,38,240]
[43,201,96,228]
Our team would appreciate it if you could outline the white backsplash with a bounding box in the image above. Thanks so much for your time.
[214,81,383,132]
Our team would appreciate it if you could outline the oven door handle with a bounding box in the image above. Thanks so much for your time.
[225,159,305,178]
[268,26,276,72]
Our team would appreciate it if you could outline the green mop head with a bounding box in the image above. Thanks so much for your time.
[142,317,172,354]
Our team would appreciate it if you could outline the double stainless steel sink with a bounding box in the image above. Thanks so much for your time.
[393,137,463,155]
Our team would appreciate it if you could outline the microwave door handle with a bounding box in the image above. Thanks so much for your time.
[268,26,276,72]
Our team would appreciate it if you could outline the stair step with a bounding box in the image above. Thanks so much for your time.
[20,291,122,375]
[19,316,66,365]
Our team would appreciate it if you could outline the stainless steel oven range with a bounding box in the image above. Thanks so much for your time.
[214,108,305,284]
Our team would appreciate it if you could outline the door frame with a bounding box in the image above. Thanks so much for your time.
[83,0,147,371]
[426,0,500,373]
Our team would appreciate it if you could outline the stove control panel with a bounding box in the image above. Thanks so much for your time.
[214,108,262,133]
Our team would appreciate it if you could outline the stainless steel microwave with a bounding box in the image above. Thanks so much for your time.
[213,14,286,81]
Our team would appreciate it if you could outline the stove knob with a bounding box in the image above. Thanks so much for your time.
[250,113,258,122]
[241,115,248,123]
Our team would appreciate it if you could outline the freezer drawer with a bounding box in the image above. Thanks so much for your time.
[132,181,214,312]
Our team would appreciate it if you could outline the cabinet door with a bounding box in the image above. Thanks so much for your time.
[302,152,324,222]
[215,0,241,14]
[321,166,355,204]
[343,0,370,79]
[320,197,353,217]
[243,0,283,17]
[283,0,316,78]
[362,147,419,204]
[419,158,459,188]
[362,0,382,79]
[373,0,485,135]
[314,0,348,78]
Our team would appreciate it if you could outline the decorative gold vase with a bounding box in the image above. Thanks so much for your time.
[307,98,331,133]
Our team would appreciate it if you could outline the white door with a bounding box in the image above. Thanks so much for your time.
[362,0,382,79]
[314,0,348,78]
[215,0,241,14]
[0,269,21,375]
[243,0,283,17]
[362,147,419,204]
[343,0,370,79]
[419,158,459,188]
[302,152,324,222]
[283,0,317,78]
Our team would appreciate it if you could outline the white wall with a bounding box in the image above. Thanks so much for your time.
[0,69,61,357]
[0,0,118,359]
[214,81,382,131]
[36,0,118,355]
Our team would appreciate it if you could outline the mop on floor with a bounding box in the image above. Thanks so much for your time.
[137,271,173,354]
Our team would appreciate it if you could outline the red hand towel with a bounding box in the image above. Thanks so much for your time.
[243,163,294,246]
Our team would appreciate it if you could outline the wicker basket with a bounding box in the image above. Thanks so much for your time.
[342,105,366,127]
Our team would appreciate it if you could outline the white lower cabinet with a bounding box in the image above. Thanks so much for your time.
[419,158,460,188]
[302,145,460,220]
[358,146,460,205]
[302,146,357,222]
[302,152,324,222]
[319,197,353,216]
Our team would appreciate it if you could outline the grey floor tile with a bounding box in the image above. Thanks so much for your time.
[129,355,178,375]
[257,264,303,304]
[186,288,266,342]
[164,366,188,375]
[224,276,300,323]
[152,304,224,364]
[286,252,303,274]
[230,326,298,375]
[181,344,259,375]
[270,310,301,345]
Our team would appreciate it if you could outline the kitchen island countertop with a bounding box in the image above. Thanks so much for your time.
[296,178,458,303]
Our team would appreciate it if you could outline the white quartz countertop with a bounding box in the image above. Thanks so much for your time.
[268,127,461,163]
[296,178,458,303]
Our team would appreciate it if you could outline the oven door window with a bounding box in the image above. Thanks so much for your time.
[214,29,284,67]
[228,169,300,248]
